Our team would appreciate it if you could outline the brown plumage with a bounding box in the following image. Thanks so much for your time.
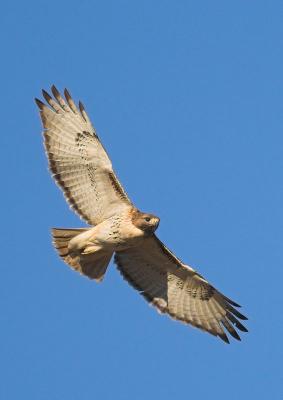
[36,85,248,343]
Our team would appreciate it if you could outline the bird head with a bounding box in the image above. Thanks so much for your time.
[131,210,160,234]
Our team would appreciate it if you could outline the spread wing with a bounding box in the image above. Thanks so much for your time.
[36,86,132,225]
[115,235,248,343]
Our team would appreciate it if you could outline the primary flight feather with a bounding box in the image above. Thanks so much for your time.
[36,86,248,343]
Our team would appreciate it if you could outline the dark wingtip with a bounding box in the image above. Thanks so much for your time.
[42,89,52,102]
[35,98,44,109]
[79,100,85,112]
[226,312,248,332]
[230,330,241,341]
[51,84,60,98]
[219,333,230,344]
[64,88,72,99]
[227,303,248,320]
[235,322,248,332]
[223,295,241,308]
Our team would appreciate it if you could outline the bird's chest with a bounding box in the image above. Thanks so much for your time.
[102,215,145,250]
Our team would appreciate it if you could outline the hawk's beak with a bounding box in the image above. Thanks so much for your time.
[153,218,160,229]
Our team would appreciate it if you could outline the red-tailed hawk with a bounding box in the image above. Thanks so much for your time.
[36,86,248,343]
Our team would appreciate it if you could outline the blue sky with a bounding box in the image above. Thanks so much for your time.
[1,1,282,399]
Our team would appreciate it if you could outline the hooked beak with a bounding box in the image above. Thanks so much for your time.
[153,217,160,229]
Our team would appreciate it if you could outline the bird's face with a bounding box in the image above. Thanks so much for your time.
[132,211,160,234]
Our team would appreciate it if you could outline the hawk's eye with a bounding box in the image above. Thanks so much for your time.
[144,217,151,222]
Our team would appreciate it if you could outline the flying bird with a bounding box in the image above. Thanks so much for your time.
[36,86,248,343]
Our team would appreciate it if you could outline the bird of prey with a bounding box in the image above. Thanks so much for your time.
[35,86,248,343]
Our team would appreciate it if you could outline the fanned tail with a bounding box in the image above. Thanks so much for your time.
[52,228,112,282]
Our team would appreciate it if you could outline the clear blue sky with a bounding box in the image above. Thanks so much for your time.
[1,1,282,399]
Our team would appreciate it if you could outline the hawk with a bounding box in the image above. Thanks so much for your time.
[36,86,248,343]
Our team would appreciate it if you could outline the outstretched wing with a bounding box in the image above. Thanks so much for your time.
[115,235,248,343]
[36,86,132,225]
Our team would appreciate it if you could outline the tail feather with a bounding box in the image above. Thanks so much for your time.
[52,228,112,282]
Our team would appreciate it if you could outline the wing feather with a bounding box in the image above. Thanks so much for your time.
[115,235,248,343]
[36,86,132,225]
